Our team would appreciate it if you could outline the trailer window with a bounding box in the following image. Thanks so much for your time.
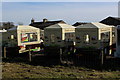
[91,36,97,40]
[76,36,80,40]
[84,34,89,43]
[29,33,37,41]
[65,33,75,41]
[21,33,28,42]
[112,31,115,37]
[11,35,14,39]
[101,32,110,42]
[51,34,55,42]
[21,33,37,43]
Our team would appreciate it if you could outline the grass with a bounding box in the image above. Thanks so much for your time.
[2,57,120,79]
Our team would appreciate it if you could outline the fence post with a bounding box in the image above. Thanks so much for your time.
[60,48,62,63]
[4,47,6,58]
[29,47,32,62]
[100,48,104,71]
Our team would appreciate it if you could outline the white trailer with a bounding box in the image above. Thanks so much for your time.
[2,25,41,53]
[115,25,120,57]
[44,23,76,47]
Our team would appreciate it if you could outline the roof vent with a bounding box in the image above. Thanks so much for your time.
[43,18,48,23]
[31,18,35,24]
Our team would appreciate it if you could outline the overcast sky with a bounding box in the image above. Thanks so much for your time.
[2,2,118,25]
[2,0,120,2]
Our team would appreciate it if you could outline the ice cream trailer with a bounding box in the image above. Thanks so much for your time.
[115,25,120,57]
[3,25,41,53]
[44,23,75,47]
[75,22,114,55]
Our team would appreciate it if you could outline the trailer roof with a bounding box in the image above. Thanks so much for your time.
[76,22,114,29]
[45,23,75,29]
[8,25,39,31]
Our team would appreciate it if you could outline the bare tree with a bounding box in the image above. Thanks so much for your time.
[18,22,24,25]
[0,22,15,30]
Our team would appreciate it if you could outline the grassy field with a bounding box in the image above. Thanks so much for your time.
[2,57,120,79]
